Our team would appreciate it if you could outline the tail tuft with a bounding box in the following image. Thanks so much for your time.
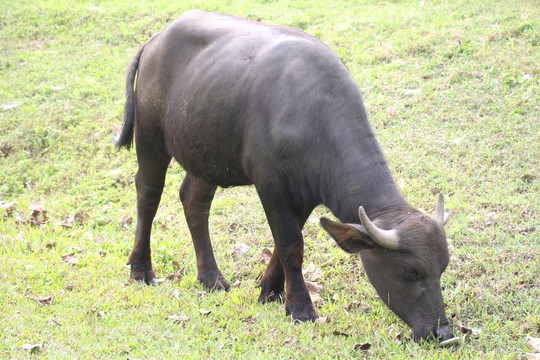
[115,44,146,150]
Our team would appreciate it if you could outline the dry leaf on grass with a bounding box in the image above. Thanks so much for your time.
[29,201,45,212]
[354,343,371,352]
[455,321,482,337]
[28,201,48,226]
[0,201,16,215]
[31,296,53,306]
[61,253,79,265]
[303,263,322,282]
[60,211,89,228]
[260,248,272,263]
[527,336,540,352]
[60,217,75,227]
[284,337,298,346]
[305,280,324,304]
[167,270,184,282]
[120,214,133,228]
[233,243,250,258]
[74,210,90,224]
[526,354,540,360]
[168,315,190,324]
[39,242,56,252]
[48,319,61,327]
[22,343,43,354]
[199,309,212,316]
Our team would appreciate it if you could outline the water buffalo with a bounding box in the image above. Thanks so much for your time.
[116,10,455,342]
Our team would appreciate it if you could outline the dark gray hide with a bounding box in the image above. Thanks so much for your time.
[116,10,454,342]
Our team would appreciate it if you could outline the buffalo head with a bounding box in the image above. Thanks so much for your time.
[321,194,455,342]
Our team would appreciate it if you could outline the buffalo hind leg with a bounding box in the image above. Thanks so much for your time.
[258,212,310,304]
[180,174,230,291]
[258,250,285,303]
[128,135,171,285]
[256,183,317,321]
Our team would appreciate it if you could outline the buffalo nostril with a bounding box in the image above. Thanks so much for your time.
[435,324,454,341]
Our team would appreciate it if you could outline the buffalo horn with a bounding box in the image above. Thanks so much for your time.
[358,206,400,250]
[434,193,445,224]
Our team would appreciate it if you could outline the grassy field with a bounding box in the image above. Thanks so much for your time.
[1,0,538,358]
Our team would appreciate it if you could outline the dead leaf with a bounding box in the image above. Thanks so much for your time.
[74,211,90,224]
[72,246,85,254]
[29,201,45,212]
[303,263,322,282]
[120,214,132,228]
[306,280,324,303]
[346,300,361,310]
[455,322,481,337]
[95,235,111,244]
[0,201,16,215]
[527,336,540,352]
[305,280,323,294]
[31,296,53,306]
[168,315,190,324]
[28,202,48,226]
[233,243,250,258]
[167,269,184,282]
[1,101,20,111]
[244,316,258,324]
[60,217,75,227]
[526,355,540,360]
[310,292,323,304]
[284,337,298,346]
[316,316,328,324]
[48,319,61,327]
[521,173,536,182]
[40,242,56,252]
[172,260,181,269]
[98,310,105,318]
[260,248,272,263]
[199,309,212,316]
[333,330,350,337]
[15,212,27,224]
[22,343,43,354]
[65,282,74,291]
[354,343,371,352]
[62,253,79,265]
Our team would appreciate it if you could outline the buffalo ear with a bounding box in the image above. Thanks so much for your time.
[442,210,451,226]
[320,217,376,253]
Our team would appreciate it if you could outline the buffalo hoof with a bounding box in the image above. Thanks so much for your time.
[199,271,231,292]
[258,290,284,304]
[286,302,318,322]
[131,269,158,286]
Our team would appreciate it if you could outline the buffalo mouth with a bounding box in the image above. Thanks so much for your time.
[412,322,456,344]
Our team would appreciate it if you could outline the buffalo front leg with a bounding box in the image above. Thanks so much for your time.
[257,184,317,322]
[128,138,171,285]
[180,174,230,291]
[258,213,311,304]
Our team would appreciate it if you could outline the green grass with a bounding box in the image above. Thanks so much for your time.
[1,0,538,358]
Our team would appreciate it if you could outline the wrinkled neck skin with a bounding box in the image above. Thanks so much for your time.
[322,155,411,225]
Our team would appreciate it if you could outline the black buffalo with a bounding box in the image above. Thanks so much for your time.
[116,10,455,342]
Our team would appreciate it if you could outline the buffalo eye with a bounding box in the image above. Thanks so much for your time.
[403,265,421,280]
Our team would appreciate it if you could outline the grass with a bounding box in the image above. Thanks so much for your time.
[0,0,538,358]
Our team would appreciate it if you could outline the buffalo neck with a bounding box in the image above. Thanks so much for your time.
[320,132,409,224]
